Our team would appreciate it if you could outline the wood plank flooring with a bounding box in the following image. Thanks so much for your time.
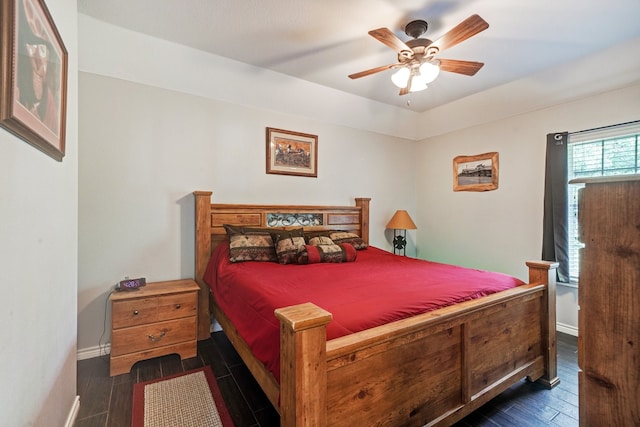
[76,332,579,426]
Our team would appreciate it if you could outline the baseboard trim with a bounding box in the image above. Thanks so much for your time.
[77,344,110,360]
[557,322,578,337]
[65,395,80,427]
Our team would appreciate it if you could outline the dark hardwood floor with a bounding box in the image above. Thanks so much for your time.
[76,332,579,426]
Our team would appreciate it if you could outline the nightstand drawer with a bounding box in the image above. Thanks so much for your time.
[112,291,197,328]
[110,317,196,357]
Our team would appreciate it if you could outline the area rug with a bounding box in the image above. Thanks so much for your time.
[132,366,234,427]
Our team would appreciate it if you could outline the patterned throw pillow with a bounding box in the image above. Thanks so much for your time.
[329,231,368,250]
[269,227,304,243]
[307,235,334,246]
[227,231,277,263]
[275,234,307,264]
[303,230,331,242]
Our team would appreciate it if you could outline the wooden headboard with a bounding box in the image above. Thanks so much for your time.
[193,191,371,339]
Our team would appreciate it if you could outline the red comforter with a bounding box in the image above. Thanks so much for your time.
[204,244,524,381]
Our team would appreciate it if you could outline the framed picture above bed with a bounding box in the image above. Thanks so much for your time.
[266,127,318,177]
[0,0,68,161]
[453,151,499,192]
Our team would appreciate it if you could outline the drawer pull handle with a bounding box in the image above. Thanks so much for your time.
[133,310,139,316]
[148,330,167,342]
[175,304,181,309]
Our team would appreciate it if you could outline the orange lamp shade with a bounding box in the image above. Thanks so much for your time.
[386,210,417,230]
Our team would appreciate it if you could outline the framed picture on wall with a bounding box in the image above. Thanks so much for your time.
[266,127,318,177]
[0,0,68,161]
[453,152,499,191]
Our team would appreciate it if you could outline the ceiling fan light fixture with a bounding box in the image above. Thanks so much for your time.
[419,60,440,84]
[391,67,411,88]
[409,75,428,92]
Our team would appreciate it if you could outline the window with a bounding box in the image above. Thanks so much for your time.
[567,122,640,282]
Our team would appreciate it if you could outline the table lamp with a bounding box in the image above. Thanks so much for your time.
[386,210,417,255]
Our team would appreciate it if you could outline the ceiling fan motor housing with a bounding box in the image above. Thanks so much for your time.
[399,38,437,63]
[404,19,428,38]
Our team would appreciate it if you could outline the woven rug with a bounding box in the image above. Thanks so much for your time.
[132,366,234,427]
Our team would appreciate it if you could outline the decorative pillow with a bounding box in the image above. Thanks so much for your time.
[329,231,368,250]
[303,230,331,243]
[298,242,357,264]
[227,231,277,263]
[269,227,304,242]
[275,235,307,264]
[307,235,335,246]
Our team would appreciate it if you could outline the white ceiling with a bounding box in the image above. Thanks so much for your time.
[78,0,640,114]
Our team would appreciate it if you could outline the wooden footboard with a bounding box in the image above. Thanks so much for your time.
[275,261,559,427]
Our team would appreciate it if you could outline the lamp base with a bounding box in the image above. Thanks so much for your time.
[392,230,407,256]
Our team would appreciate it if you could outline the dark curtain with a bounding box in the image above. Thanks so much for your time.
[542,132,569,282]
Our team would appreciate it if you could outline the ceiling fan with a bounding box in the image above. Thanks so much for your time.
[349,15,489,96]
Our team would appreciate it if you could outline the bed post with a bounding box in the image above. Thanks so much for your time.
[275,303,332,427]
[355,197,370,244]
[526,260,560,389]
[194,191,213,340]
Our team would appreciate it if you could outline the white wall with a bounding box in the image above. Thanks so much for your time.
[0,1,78,426]
[416,83,640,334]
[77,72,416,353]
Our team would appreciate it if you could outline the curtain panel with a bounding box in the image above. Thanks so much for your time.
[542,132,569,282]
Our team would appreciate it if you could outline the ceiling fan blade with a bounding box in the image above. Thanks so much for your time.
[428,14,489,53]
[438,59,484,76]
[368,27,412,54]
[348,63,400,80]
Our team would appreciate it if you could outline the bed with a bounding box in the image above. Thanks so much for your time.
[193,191,559,427]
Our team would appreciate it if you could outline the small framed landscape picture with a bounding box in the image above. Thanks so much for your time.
[453,152,499,192]
[266,127,318,177]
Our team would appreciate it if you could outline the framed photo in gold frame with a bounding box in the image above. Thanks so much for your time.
[453,152,499,192]
[0,0,68,161]
[266,127,318,177]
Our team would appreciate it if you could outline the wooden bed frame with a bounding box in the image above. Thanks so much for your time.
[193,191,559,427]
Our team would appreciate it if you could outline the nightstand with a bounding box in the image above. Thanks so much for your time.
[109,279,199,376]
